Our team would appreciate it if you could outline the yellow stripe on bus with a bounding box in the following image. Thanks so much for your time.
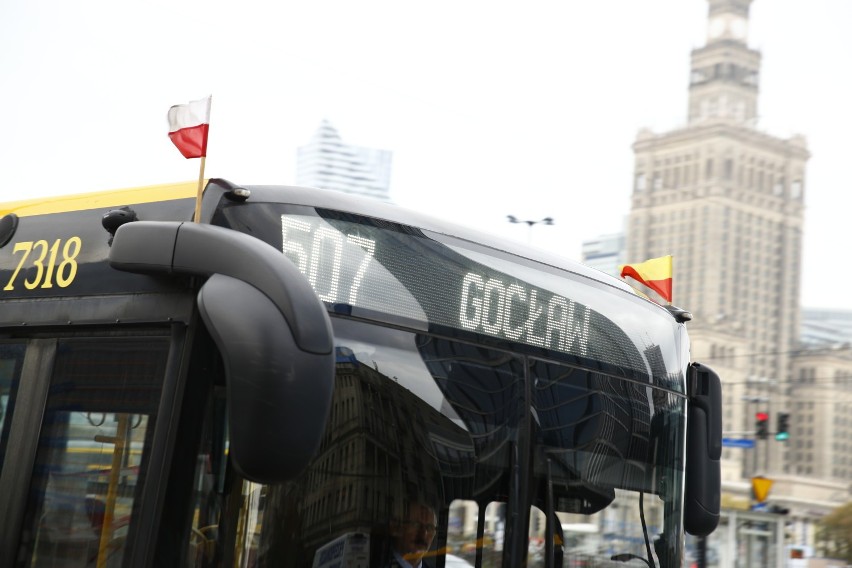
[0,181,200,218]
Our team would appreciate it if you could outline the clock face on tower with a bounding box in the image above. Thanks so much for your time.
[709,17,726,38]
[730,16,747,39]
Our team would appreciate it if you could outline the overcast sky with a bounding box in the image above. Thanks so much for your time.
[1,0,849,310]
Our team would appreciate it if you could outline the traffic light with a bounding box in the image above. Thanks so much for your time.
[755,412,769,439]
[776,412,790,441]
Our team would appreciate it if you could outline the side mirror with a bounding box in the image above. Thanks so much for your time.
[684,362,722,536]
[110,221,335,483]
[198,274,334,482]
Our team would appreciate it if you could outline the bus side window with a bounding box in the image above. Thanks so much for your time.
[16,338,169,568]
[183,386,230,567]
[0,342,26,471]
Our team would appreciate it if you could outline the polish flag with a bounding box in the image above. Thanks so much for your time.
[167,96,211,159]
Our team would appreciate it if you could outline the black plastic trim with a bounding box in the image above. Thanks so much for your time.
[198,274,334,481]
[109,220,333,355]
[0,339,56,567]
[684,362,722,536]
[109,220,335,483]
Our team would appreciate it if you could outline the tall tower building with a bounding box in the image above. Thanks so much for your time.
[297,120,393,201]
[625,0,810,475]
[689,0,761,125]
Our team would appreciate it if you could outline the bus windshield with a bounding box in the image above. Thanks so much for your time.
[177,201,690,567]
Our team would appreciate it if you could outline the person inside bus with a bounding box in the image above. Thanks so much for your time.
[388,500,438,568]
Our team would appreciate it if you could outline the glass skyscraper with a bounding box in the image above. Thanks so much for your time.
[296,120,393,202]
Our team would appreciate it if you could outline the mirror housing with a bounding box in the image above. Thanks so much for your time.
[197,274,334,482]
[684,362,722,536]
[110,221,335,482]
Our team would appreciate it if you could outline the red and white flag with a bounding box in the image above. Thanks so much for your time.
[167,96,211,159]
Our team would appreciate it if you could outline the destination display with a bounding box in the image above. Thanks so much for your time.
[272,210,674,383]
[281,213,593,352]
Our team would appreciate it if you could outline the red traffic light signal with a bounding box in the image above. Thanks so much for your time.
[755,412,769,439]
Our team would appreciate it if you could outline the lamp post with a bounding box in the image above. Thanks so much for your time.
[506,215,554,245]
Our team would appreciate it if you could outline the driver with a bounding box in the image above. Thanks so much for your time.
[388,500,438,568]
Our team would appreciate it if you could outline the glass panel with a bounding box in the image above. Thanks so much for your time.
[0,342,25,470]
[17,338,168,568]
[531,357,686,568]
[446,500,504,567]
[178,320,688,568]
[185,388,229,567]
[186,320,524,567]
[528,506,546,566]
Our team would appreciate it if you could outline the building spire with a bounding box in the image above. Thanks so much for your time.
[688,0,761,125]
[706,0,754,45]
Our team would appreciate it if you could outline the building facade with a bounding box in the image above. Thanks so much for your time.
[619,2,852,552]
[625,0,810,476]
[296,120,393,201]
[573,0,852,556]
[789,347,852,480]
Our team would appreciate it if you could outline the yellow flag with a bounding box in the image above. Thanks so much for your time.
[619,255,673,303]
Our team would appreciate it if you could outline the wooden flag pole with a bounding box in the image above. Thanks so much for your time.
[193,156,206,223]
[193,95,212,223]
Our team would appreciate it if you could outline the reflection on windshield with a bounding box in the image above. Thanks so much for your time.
[247,320,522,566]
[187,318,685,567]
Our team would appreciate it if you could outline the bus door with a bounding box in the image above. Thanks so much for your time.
[0,331,178,568]
[0,341,26,471]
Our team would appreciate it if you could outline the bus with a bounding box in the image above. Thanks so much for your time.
[0,178,721,567]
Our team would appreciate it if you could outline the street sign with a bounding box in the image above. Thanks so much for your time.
[723,438,756,449]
